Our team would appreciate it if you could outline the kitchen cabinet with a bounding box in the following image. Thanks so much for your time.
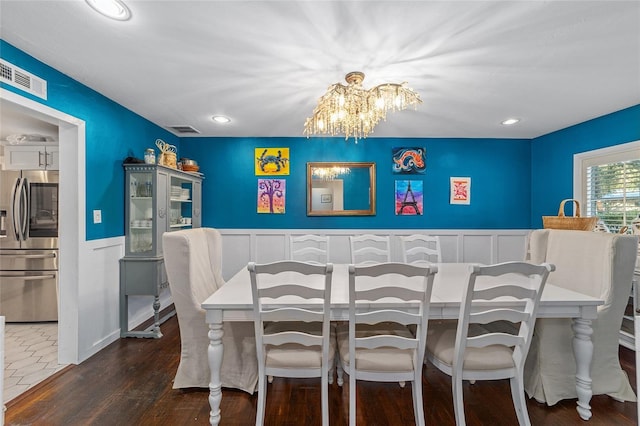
[120,163,203,338]
[4,144,59,170]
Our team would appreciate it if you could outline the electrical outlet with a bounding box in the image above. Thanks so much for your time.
[93,209,102,224]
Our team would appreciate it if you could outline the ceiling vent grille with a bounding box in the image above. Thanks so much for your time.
[0,59,47,100]
[167,125,201,134]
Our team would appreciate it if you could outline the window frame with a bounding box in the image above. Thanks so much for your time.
[573,140,640,231]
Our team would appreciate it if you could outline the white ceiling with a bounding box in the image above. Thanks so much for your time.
[0,0,639,140]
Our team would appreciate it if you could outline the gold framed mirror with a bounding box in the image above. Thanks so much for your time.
[307,162,376,216]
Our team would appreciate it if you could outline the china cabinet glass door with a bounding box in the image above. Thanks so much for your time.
[127,170,155,255]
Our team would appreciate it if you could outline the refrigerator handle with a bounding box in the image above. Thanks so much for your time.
[0,273,56,280]
[0,252,56,259]
[11,177,22,240]
[17,177,29,241]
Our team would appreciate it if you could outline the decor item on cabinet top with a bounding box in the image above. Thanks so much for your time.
[144,148,156,164]
[180,158,199,172]
[392,147,426,174]
[255,148,289,175]
[303,71,421,142]
[5,134,56,145]
[155,139,177,168]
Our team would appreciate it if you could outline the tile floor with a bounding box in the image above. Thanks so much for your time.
[3,322,67,404]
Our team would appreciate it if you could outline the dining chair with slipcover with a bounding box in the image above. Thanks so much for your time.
[162,228,258,393]
[337,262,437,426]
[248,260,335,426]
[524,229,638,405]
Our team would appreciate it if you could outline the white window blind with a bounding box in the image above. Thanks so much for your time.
[585,160,640,232]
[575,141,640,233]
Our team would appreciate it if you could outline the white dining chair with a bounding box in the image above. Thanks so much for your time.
[426,261,554,426]
[289,234,329,264]
[400,234,442,265]
[336,262,437,426]
[349,234,391,265]
[248,260,334,426]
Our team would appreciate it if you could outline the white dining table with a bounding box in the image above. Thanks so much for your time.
[201,263,603,425]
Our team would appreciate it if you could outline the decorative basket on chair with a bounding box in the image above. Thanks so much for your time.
[542,199,598,231]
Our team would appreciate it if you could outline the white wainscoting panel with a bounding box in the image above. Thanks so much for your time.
[75,237,173,362]
[217,229,531,280]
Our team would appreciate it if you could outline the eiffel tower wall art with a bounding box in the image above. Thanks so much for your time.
[395,180,423,215]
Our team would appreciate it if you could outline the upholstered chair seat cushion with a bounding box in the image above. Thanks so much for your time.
[427,321,516,371]
[337,322,415,372]
[263,321,336,370]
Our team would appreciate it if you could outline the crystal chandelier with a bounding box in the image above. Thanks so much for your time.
[303,71,422,142]
[311,166,351,181]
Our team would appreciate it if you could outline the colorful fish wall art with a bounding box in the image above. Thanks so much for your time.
[392,147,426,174]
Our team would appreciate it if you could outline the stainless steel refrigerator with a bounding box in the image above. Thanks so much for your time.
[0,170,59,322]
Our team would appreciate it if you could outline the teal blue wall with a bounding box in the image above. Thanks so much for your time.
[3,40,638,236]
[530,105,640,228]
[0,40,179,240]
[181,136,531,229]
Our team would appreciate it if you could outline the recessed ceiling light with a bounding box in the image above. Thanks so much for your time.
[85,0,131,21]
[501,118,520,126]
[212,115,231,124]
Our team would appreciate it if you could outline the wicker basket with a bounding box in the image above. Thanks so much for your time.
[542,199,598,231]
[155,139,177,168]
[159,151,177,168]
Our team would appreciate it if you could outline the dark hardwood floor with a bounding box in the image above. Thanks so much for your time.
[5,313,638,425]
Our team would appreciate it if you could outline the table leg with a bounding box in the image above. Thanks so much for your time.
[208,314,224,425]
[572,318,594,420]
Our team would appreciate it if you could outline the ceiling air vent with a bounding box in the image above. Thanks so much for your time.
[167,125,201,134]
[0,59,47,100]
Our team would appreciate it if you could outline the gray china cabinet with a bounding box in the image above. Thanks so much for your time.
[120,163,203,338]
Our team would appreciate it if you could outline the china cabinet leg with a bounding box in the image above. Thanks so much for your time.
[151,294,163,338]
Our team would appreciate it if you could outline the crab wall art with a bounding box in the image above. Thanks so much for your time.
[255,147,290,175]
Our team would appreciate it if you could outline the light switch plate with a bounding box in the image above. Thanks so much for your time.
[93,209,102,224]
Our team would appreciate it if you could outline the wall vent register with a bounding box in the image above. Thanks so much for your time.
[0,59,47,100]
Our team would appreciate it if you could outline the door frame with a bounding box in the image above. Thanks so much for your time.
[1,88,85,364]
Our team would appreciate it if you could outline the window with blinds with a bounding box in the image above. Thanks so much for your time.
[575,141,640,234]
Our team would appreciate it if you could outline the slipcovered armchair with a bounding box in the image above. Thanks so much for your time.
[524,229,638,405]
[163,228,258,393]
